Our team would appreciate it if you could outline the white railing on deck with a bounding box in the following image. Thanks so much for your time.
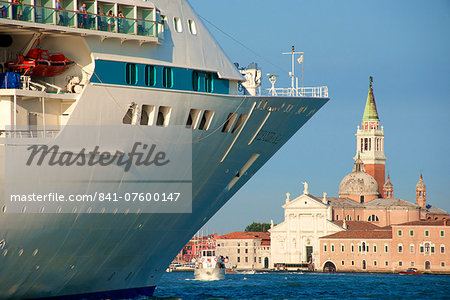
[267,86,328,98]
[0,130,60,138]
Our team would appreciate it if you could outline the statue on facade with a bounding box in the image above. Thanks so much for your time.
[302,181,309,194]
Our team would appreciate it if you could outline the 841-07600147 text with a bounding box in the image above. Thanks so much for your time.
[9,192,181,203]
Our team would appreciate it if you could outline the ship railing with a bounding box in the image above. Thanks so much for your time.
[0,0,162,39]
[267,86,328,98]
[0,129,60,138]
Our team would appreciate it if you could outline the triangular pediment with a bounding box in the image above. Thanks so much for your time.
[282,193,328,209]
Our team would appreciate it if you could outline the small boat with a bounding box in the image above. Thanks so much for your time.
[194,253,225,281]
[7,40,74,77]
[399,268,423,275]
[225,268,237,274]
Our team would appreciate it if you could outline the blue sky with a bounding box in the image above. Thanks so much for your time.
[189,0,450,234]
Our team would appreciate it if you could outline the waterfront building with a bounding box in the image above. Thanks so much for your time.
[270,78,448,271]
[320,220,450,273]
[215,232,271,270]
[269,190,342,270]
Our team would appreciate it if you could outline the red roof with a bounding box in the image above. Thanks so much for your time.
[321,230,392,240]
[333,221,381,231]
[217,231,270,240]
[393,219,450,227]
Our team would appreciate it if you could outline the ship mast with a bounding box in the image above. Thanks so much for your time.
[282,46,303,96]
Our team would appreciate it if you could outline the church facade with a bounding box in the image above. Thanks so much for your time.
[269,77,449,272]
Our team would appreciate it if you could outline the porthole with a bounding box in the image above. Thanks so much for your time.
[125,63,138,85]
[188,19,197,35]
[173,17,182,32]
[145,65,156,86]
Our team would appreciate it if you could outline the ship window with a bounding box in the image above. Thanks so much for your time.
[232,114,248,133]
[123,103,138,125]
[156,106,171,127]
[205,72,214,93]
[186,109,201,129]
[188,19,197,35]
[173,17,182,32]
[140,105,155,125]
[126,63,137,85]
[145,65,156,86]
[199,110,214,131]
[192,71,200,91]
[222,113,238,133]
[163,67,173,88]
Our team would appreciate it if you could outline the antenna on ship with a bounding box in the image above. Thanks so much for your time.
[282,46,303,96]
[267,73,279,96]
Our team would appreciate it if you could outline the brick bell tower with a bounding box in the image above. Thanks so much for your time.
[354,77,386,196]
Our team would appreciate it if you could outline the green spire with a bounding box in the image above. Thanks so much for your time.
[362,76,379,121]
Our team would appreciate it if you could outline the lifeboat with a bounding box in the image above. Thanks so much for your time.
[7,40,74,77]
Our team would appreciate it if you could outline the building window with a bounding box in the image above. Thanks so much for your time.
[126,63,137,85]
[398,230,402,237]
[441,262,445,267]
[351,261,355,266]
[399,261,403,267]
[205,72,214,93]
[424,243,431,254]
[259,257,261,263]
[173,17,182,32]
[351,244,354,252]
[145,65,156,86]
[192,71,200,91]
[410,230,414,237]
[385,261,389,266]
[431,246,435,253]
[245,242,248,246]
[411,261,415,266]
[336,215,339,220]
[420,246,424,253]
[237,243,240,246]
[237,257,240,263]
[368,214,379,222]
[163,67,173,88]
[425,230,429,237]
[441,246,445,254]
[245,249,248,254]
[440,230,444,237]
[331,244,335,252]
[324,244,327,252]
[398,244,403,253]
[245,257,248,263]
[410,244,414,254]
[341,244,345,252]
[237,249,240,254]
[345,215,351,221]
[187,19,197,35]
[357,215,360,221]
[254,257,256,263]
[374,260,377,266]
[373,245,377,253]
[341,261,345,266]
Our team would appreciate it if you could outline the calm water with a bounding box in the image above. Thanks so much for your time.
[152,272,450,299]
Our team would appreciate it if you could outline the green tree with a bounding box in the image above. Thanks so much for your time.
[244,222,274,232]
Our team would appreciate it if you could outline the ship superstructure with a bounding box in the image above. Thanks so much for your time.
[0,0,328,298]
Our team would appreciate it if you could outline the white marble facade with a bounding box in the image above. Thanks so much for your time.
[269,192,343,270]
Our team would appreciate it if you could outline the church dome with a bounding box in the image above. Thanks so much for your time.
[338,156,379,196]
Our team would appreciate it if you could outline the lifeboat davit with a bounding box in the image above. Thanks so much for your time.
[7,40,74,77]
